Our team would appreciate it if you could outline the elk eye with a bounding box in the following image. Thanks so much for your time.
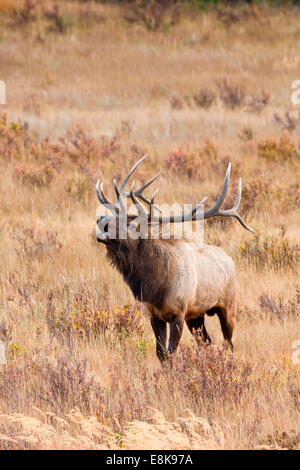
[97,216,109,234]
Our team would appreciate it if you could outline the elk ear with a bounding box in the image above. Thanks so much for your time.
[127,217,149,240]
[135,222,141,235]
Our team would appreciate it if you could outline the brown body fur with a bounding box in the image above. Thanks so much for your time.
[104,236,236,360]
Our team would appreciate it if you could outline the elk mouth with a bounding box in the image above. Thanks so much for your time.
[96,236,108,244]
[96,230,110,244]
[96,231,119,250]
[96,215,111,244]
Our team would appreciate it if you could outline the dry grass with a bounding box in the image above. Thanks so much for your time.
[0,1,299,450]
[0,406,227,450]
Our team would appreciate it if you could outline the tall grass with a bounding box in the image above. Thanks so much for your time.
[0,1,299,449]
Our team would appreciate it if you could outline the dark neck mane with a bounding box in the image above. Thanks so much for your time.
[106,238,177,306]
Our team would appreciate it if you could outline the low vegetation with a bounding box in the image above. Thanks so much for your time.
[0,0,299,450]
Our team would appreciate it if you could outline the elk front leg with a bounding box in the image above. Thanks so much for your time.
[168,316,184,355]
[150,315,167,362]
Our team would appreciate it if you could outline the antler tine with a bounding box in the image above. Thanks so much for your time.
[113,178,126,213]
[137,194,162,213]
[119,154,148,195]
[99,181,113,208]
[135,171,161,213]
[114,155,161,213]
[96,180,119,216]
[113,178,120,199]
[97,155,161,218]
[150,189,159,219]
[129,182,147,217]
[213,178,255,232]
[233,178,242,210]
[202,163,231,219]
[198,167,254,232]
[135,171,161,194]
[96,180,105,204]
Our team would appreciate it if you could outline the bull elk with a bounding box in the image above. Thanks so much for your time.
[95,156,254,361]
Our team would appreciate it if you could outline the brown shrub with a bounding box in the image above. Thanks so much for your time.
[259,294,285,322]
[259,290,299,322]
[238,126,255,142]
[164,140,218,179]
[12,161,54,188]
[162,343,254,407]
[0,355,104,415]
[22,94,41,117]
[12,226,62,261]
[193,88,216,109]
[164,148,201,178]
[46,288,145,344]
[44,4,70,34]
[274,110,300,132]
[0,113,29,161]
[60,124,120,166]
[217,78,247,109]
[9,0,37,26]
[259,429,300,450]
[170,95,184,110]
[241,176,300,214]
[64,174,93,205]
[0,113,121,184]
[124,0,181,31]
[258,132,300,161]
[245,88,270,113]
[216,3,258,27]
[240,235,300,271]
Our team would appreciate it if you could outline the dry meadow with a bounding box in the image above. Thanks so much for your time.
[0,0,299,449]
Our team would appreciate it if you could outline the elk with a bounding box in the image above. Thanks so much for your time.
[95,156,254,361]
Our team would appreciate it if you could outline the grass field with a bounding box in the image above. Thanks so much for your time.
[0,1,299,449]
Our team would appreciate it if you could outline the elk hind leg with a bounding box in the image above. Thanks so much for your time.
[186,315,211,344]
[217,307,235,351]
[168,316,184,355]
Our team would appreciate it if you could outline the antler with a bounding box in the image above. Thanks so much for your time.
[202,164,254,232]
[147,163,254,232]
[96,155,161,215]
[96,180,120,216]
[96,157,254,232]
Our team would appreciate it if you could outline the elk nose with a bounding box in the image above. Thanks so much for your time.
[97,215,107,226]
[97,216,109,235]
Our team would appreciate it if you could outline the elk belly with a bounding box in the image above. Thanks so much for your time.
[192,244,236,315]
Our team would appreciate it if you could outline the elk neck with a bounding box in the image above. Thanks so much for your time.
[105,237,179,307]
